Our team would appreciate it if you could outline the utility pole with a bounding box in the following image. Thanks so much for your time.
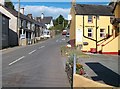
[63,20,64,28]
[17,0,20,45]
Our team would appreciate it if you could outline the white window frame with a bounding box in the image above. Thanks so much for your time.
[100,29,105,38]
[88,28,93,38]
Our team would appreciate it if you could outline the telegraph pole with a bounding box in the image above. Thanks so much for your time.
[17,0,20,45]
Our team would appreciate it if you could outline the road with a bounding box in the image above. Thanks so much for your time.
[2,35,70,87]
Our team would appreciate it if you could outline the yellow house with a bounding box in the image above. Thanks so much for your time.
[70,1,120,55]
[106,1,120,55]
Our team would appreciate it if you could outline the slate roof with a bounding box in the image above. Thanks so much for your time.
[36,17,53,24]
[75,4,113,16]
[0,4,45,27]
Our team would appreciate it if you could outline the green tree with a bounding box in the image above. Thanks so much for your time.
[5,0,14,9]
[56,15,64,25]
[53,15,68,31]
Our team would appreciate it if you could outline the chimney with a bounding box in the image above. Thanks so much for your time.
[72,0,76,7]
[41,13,44,19]
[0,0,4,6]
[20,8,24,15]
[27,14,33,19]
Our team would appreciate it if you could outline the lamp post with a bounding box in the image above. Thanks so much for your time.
[17,0,20,45]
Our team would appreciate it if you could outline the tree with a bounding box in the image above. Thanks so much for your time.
[5,0,14,10]
[56,15,64,25]
[53,15,68,31]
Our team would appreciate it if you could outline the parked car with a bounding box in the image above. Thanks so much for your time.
[62,30,67,35]
[66,32,70,37]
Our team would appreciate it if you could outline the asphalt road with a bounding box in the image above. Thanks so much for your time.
[2,35,70,87]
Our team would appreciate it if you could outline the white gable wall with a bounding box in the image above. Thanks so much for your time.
[45,20,54,29]
[0,6,17,32]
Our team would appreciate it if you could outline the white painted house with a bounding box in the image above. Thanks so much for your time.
[0,2,45,46]
[0,3,18,46]
[36,13,54,29]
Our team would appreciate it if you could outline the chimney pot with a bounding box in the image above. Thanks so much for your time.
[41,13,44,19]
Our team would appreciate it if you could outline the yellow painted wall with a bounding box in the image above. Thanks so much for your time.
[73,74,114,88]
[97,35,114,52]
[75,15,83,45]
[75,15,112,52]
[114,2,120,18]
[102,35,120,52]
[70,5,76,42]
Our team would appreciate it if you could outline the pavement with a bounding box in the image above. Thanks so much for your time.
[78,53,120,87]
[2,35,70,87]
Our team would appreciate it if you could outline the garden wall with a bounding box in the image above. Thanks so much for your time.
[73,74,116,89]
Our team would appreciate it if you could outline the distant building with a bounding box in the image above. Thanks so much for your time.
[69,1,120,55]
[36,13,54,29]
[0,12,10,49]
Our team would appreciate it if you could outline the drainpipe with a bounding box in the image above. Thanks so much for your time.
[83,15,96,42]
[83,15,98,53]
[95,15,98,53]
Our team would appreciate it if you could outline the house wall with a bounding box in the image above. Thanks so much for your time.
[102,35,120,54]
[45,20,53,29]
[2,14,9,48]
[69,6,76,47]
[0,6,18,46]
[75,15,112,52]
[114,2,120,18]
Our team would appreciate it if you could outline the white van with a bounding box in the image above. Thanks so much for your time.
[40,29,51,38]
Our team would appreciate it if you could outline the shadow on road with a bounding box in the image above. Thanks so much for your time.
[86,62,120,87]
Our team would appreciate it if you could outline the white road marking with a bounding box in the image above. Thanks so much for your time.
[28,50,36,54]
[9,56,25,66]
[39,46,45,49]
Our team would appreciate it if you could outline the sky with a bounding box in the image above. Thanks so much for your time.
[11,0,111,20]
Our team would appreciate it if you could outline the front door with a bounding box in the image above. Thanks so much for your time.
[76,29,83,44]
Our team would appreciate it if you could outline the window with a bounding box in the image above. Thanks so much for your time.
[100,29,105,37]
[88,16,93,23]
[88,28,92,38]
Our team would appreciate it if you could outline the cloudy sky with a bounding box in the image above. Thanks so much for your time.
[12,0,111,20]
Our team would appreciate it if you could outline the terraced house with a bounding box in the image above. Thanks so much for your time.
[0,12,10,49]
[0,2,45,46]
[70,0,120,55]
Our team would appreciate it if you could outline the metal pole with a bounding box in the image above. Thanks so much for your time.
[96,15,98,53]
[73,54,76,74]
[17,0,20,45]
